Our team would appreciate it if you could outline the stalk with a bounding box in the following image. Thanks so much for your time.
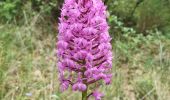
[82,70,88,100]
[82,87,88,100]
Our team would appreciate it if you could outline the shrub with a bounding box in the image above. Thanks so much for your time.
[0,0,23,21]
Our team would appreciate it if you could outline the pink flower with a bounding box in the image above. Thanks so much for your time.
[60,80,69,92]
[72,82,87,91]
[57,0,112,99]
[92,91,104,100]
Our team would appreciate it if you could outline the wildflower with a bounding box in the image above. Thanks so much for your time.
[57,0,112,99]
[92,91,104,100]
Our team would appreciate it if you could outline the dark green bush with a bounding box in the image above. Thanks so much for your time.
[30,0,64,21]
[107,0,170,35]
[0,0,23,21]
[136,0,170,34]
[0,0,64,22]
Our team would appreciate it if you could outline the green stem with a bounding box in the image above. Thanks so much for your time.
[82,68,88,100]
[82,87,88,100]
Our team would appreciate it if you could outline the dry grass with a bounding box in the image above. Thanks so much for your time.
[0,14,170,100]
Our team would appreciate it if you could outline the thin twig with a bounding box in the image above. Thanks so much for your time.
[140,88,155,100]
[87,92,93,99]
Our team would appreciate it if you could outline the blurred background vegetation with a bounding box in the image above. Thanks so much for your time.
[0,0,170,100]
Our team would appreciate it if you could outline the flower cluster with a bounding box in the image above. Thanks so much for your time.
[57,0,112,99]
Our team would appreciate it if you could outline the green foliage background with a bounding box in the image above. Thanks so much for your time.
[0,0,170,100]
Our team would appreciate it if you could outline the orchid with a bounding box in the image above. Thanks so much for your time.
[57,0,112,99]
